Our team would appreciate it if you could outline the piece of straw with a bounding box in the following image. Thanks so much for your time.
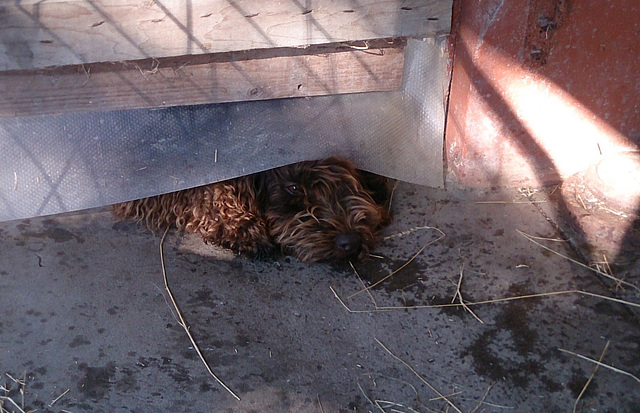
[159,228,240,400]
[374,338,462,413]
[558,347,640,385]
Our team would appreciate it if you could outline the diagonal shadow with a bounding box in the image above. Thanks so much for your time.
[153,0,213,54]
[12,0,86,66]
[454,37,591,256]
[85,0,152,59]
[226,0,387,94]
[10,134,71,215]
[9,0,407,108]
[224,0,339,95]
[290,0,385,85]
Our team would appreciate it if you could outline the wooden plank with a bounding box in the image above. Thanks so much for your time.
[0,0,452,71]
[0,40,405,118]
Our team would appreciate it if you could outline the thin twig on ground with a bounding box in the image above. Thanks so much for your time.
[358,373,431,413]
[350,261,378,308]
[317,394,325,413]
[4,372,26,412]
[0,396,27,413]
[159,227,241,400]
[558,347,640,385]
[517,230,640,292]
[387,180,399,218]
[49,388,70,407]
[331,287,640,314]
[469,382,494,413]
[571,341,609,413]
[451,263,484,323]
[356,380,385,413]
[474,200,547,204]
[594,255,624,291]
[349,227,445,299]
[374,338,462,413]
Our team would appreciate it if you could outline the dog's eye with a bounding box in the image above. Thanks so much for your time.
[284,183,303,196]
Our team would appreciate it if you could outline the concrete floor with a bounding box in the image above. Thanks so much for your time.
[1,182,638,412]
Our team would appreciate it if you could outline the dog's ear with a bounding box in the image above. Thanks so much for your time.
[358,170,393,224]
[251,170,272,210]
[358,170,391,206]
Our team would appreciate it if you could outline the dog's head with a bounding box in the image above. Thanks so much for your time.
[256,158,390,263]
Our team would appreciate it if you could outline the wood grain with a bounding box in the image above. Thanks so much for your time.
[0,41,405,117]
[0,0,451,71]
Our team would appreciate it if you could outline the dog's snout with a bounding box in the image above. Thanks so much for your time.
[335,232,362,255]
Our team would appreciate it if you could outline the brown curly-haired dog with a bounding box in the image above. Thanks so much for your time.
[112,157,390,262]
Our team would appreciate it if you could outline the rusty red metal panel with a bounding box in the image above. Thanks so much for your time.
[446,0,640,187]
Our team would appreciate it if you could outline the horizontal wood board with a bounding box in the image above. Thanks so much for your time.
[0,41,406,117]
[0,0,451,71]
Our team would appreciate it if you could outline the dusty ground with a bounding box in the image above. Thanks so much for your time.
[1,182,639,412]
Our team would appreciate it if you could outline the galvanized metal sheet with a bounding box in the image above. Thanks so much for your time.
[0,39,448,222]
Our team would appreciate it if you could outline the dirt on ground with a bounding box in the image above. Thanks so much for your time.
[1,182,638,412]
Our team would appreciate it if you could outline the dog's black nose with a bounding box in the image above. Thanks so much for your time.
[335,232,362,255]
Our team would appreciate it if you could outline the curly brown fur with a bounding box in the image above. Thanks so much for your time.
[112,157,390,262]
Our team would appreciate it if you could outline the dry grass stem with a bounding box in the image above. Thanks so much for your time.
[0,396,27,413]
[518,187,538,197]
[0,372,32,413]
[4,373,24,387]
[469,383,494,413]
[577,194,588,210]
[317,394,325,413]
[451,263,484,324]
[350,261,378,308]
[517,230,640,292]
[356,381,386,413]
[474,200,546,204]
[349,227,445,299]
[331,287,640,314]
[476,401,515,410]
[465,290,640,309]
[159,227,241,401]
[572,341,609,413]
[49,388,70,407]
[375,400,420,412]
[558,347,640,385]
[594,255,624,291]
[4,372,26,412]
[347,244,426,299]
[331,286,359,312]
[429,391,462,402]
[374,338,462,413]
[601,255,613,277]
[474,188,546,204]
[383,225,445,241]
[517,232,566,242]
[358,374,430,413]
[387,180,400,217]
[81,64,91,78]
[135,58,160,80]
